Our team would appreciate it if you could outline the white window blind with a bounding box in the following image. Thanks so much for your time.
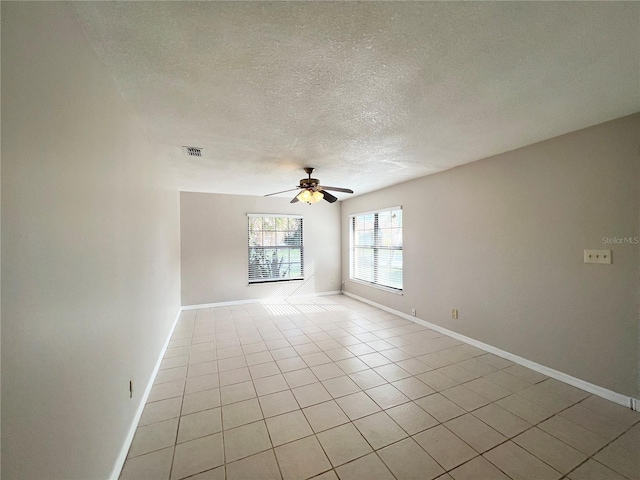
[248,215,303,283]
[350,207,403,291]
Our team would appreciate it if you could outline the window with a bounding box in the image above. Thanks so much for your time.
[350,207,403,292]
[248,215,303,283]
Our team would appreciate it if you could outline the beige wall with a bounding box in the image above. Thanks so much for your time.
[1,3,181,479]
[181,192,341,306]
[342,114,640,398]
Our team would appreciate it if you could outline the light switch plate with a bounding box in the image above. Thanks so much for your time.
[584,249,612,264]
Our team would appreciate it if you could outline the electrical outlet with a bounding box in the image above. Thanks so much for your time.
[584,249,611,264]
[411,308,416,317]
[451,309,458,319]
[330,279,334,284]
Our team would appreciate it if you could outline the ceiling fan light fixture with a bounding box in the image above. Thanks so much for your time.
[297,189,323,204]
[265,167,353,204]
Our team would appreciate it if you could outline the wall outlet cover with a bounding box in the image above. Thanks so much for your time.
[584,249,612,264]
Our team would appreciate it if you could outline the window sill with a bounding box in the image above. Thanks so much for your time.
[248,278,304,286]
[349,278,403,295]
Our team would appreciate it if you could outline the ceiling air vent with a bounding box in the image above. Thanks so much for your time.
[183,146,203,157]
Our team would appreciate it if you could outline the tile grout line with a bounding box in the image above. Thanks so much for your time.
[467,391,637,480]
[167,309,196,480]
[127,297,639,480]
[560,396,640,480]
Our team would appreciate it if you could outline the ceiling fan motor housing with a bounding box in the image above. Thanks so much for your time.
[300,178,320,189]
[263,167,352,202]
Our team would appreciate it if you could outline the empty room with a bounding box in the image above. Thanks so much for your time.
[1,2,639,480]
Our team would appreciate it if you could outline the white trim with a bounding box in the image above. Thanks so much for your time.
[182,291,342,310]
[248,278,304,286]
[247,213,303,218]
[349,278,404,295]
[347,205,402,218]
[349,207,404,293]
[110,307,183,480]
[343,291,639,411]
[248,214,304,284]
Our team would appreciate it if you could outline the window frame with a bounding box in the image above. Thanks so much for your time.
[349,206,403,294]
[247,214,304,285]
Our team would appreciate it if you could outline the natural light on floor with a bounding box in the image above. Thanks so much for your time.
[123,295,640,480]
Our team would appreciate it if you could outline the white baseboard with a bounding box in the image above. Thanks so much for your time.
[111,288,636,479]
[182,290,342,310]
[343,291,639,411]
[110,307,183,480]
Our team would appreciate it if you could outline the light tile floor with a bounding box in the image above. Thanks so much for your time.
[121,295,640,480]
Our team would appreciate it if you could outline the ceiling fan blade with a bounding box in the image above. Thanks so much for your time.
[321,191,338,203]
[268,169,349,203]
[264,187,300,197]
[319,186,354,194]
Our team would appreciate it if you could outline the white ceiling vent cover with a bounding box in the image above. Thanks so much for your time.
[182,146,203,157]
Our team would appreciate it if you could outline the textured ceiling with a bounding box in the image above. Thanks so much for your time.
[70,2,639,199]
